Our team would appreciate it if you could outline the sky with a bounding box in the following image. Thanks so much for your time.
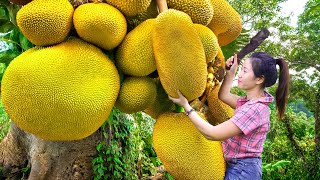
[279,0,308,27]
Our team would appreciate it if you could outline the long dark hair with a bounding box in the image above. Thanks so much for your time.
[250,52,290,119]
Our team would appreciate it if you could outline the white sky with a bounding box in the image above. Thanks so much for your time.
[279,0,308,27]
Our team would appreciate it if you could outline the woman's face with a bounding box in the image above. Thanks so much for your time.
[237,58,261,90]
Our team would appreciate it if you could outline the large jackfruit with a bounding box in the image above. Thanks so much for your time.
[153,112,226,179]
[73,3,127,50]
[208,0,242,46]
[167,0,213,25]
[152,9,207,101]
[194,24,219,63]
[115,77,157,114]
[106,0,152,17]
[116,19,156,76]
[16,0,73,46]
[207,84,234,125]
[144,78,175,119]
[1,38,120,140]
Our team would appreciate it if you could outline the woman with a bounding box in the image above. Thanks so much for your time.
[168,52,290,180]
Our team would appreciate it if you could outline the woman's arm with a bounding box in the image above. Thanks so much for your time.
[169,91,242,141]
[218,54,240,109]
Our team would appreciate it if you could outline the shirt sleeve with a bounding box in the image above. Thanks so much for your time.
[230,103,262,135]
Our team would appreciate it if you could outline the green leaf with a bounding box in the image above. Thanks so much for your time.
[0,21,14,33]
[19,33,33,51]
[0,5,9,23]
[0,41,20,63]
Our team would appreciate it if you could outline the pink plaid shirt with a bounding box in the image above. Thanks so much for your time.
[222,91,273,161]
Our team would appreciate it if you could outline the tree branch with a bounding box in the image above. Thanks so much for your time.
[226,28,270,70]
[283,116,309,170]
[289,61,320,73]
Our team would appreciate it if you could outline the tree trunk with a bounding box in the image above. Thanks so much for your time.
[0,122,100,179]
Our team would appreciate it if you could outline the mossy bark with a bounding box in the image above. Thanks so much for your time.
[0,122,100,179]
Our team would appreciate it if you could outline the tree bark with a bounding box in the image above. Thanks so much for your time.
[0,122,100,179]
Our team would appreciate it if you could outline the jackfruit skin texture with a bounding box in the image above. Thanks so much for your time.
[9,0,32,5]
[153,112,226,180]
[115,77,157,114]
[167,0,213,25]
[16,0,73,46]
[208,0,242,46]
[152,9,207,101]
[1,38,120,140]
[73,3,127,50]
[126,0,158,31]
[116,19,156,76]
[144,78,175,119]
[106,0,152,17]
[194,24,219,63]
[207,84,234,125]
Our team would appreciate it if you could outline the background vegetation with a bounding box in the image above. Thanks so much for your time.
[1,0,319,179]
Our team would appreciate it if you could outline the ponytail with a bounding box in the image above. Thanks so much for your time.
[275,58,290,119]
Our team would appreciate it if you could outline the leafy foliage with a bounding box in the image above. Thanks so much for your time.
[0,98,10,142]
[92,108,160,179]
[0,1,33,81]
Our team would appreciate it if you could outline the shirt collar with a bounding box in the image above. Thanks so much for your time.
[238,91,274,105]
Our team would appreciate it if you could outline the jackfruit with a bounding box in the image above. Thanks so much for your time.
[16,0,73,46]
[153,112,226,179]
[115,77,157,114]
[73,3,127,50]
[1,38,120,140]
[9,0,32,5]
[144,78,175,119]
[194,24,219,63]
[152,9,207,101]
[106,0,152,17]
[126,0,158,31]
[116,19,156,76]
[167,0,213,25]
[207,84,234,125]
[208,0,242,46]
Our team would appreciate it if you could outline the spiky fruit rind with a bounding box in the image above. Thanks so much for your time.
[16,0,74,46]
[152,9,207,101]
[107,0,152,17]
[73,3,127,50]
[2,38,120,140]
[153,112,226,179]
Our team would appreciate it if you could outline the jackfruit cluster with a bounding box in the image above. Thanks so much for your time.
[6,3,242,172]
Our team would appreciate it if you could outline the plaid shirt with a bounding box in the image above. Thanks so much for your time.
[222,91,273,161]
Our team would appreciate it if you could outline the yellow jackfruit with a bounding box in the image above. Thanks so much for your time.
[1,38,120,140]
[194,24,219,63]
[208,0,242,46]
[207,84,234,125]
[106,0,152,17]
[16,0,73,46]
[126,0,158,31]
[152,9,207,101]
[116,19,156,76]
[144,78,175,119]
[73,3,127,50]
[9,0,32,5]
[167,0,214,25]
[115,77,157,114]
[153,112,226,179]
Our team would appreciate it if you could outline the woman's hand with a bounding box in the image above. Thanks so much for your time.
[226,54,238,75]
[168,90,189,108]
